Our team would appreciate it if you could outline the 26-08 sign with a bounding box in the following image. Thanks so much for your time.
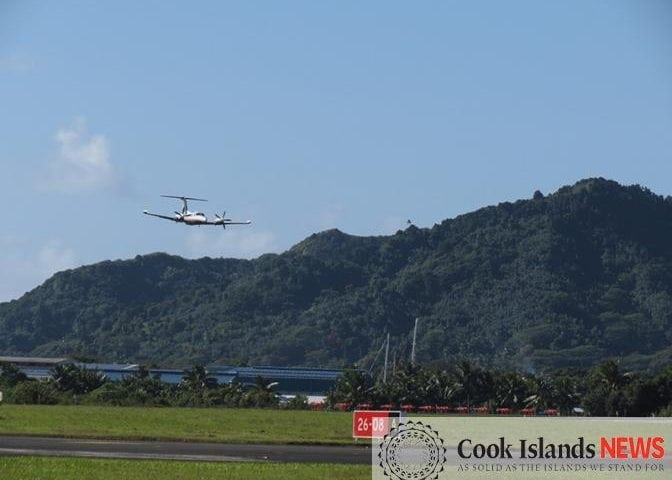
[352,410,402,439]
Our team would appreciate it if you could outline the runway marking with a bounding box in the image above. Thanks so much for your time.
[0,447,254,462]
[0,435,371,464]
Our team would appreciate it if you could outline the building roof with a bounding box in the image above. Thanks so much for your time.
[208,365,344,380]
[0,356,69,365]
[78,363,138,371]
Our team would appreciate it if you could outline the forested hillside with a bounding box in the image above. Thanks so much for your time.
[1,178,672,371]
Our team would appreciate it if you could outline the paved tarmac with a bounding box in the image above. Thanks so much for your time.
[0,435,372,464]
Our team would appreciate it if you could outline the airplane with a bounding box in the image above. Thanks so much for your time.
[143,195,252,228]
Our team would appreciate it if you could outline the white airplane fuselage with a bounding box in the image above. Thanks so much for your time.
[143,196,249,228]
[181,212,208,225]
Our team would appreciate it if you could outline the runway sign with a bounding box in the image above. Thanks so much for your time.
[352,410,402,439]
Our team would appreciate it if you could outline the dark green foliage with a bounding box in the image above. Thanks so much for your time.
[326,361,672,416]
[0,362,28,387]
[238,377,280,408]
[1,179,672,371]
[181,365,218,391]
[10,380,60,405]
[87,367,171,406]
[52,364,106,395]
[1,361,669,416]
[85,375,279,409]
[326,369,375,407]
[172,365,223,407]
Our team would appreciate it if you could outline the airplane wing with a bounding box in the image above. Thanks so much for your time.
[202,219,252,226]
[143,210,179,222]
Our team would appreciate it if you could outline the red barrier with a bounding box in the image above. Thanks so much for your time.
[334,402,352,411]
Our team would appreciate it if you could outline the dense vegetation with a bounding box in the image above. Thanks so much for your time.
[0,362,282,409]
[327,361,672,417]
[1,361,670,417]
[1,178,672,371]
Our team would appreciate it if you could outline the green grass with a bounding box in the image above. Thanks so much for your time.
[0,405,357,444]
[0,456,370,480]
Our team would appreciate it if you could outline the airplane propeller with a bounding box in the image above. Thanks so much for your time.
[215,212,227,229]
[144,196,250,229]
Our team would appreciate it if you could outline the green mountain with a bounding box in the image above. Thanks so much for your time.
[2,178,672,371]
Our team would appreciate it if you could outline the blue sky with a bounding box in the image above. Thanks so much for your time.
[0,1,670,301]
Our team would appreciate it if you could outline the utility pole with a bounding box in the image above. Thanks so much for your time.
[383,332,390,383]
[411,317,419,365]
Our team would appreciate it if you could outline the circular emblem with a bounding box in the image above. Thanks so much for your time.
[378,420,446,480]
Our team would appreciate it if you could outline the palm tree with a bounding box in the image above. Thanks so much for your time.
[524,375,557,410]
[249,376,278,407]
[0,362,28,386]
[52,364,105,394]
[594,361,628,392]
[494,372,528,408]
[584,361,630,416]
[451,360,492,407]
[326,369,374,406]
[181,365,211,391]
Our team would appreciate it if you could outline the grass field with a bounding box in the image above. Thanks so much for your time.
[0,405,357,444]
[0,456,370,480]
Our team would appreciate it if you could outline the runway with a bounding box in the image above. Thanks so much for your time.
[0,435,372,464]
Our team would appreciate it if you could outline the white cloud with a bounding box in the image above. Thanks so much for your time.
[185,229,279,259]
[0,240,79,303]
[42,118,116,192]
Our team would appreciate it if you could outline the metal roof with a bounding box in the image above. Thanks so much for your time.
[77,363,138,371]
[0,356,69,365]
[3,357,346,390]
[208,365,344,380]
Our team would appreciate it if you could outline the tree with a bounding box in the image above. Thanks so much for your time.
[450,361,493,407]
[583,361,630,416]
[0,362,28,387]
[52,364,106,395]
[11,381,60,405]
[326,369,374,407]
[181,365,217,392]
[494,371,528,408]
[524,375,557,410]
[241,376,278,408]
